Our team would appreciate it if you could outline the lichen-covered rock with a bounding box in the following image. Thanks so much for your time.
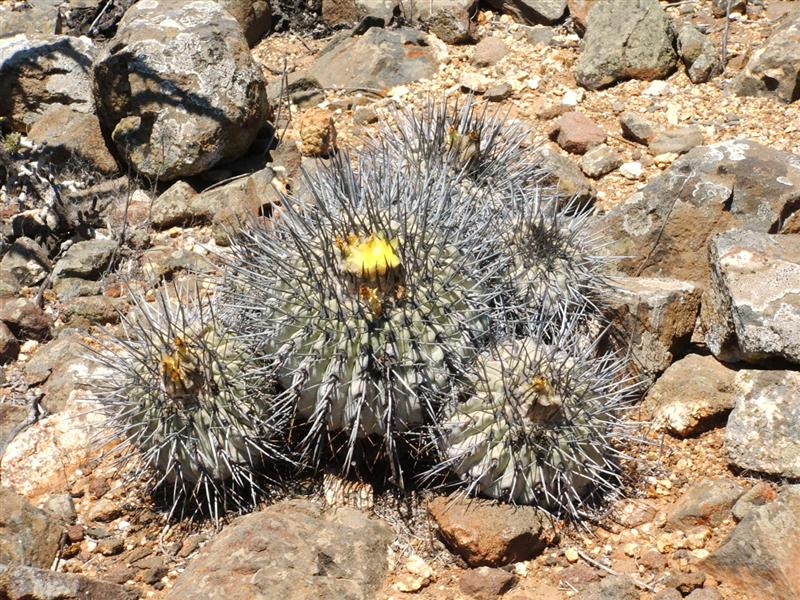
[93,0,268,180]
[309,28,442,90]
[644,354,737,437]
[701,231,800,364]
[0,34,96,131]
[732,13,800,104]
[574,0,677,90]
[165,499,393,600]
[603,276,701,378]
[601,140,800,282]
[725,370,800,479]
[703,485,800,600]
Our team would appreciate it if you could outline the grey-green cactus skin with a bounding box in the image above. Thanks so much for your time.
[89,285,288,518]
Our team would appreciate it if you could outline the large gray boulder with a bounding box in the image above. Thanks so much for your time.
[600,140,800,283]
[93,0,268,181]
[309,28,443,90]
[701,231,800,364]
[165,499,393,600]
[0,34,96,131]
[732,14,800,104]
[726,370,800,479]
[574,0,677,90]
[704,485,800,600]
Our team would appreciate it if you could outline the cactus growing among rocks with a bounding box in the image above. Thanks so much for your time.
[433,312,641,519]
[89,284,289,518]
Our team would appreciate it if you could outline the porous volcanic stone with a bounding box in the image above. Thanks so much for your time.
[574,0,677,90]
[701,231,800,364]
[165,499,393,600]
[725,370,800,479]
[600,140,800,282]
[428,496,552,567]
[703,485,800,600]
[93,0,268,180]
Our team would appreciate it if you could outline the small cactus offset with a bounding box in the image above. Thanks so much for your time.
[221,152,511,483]
[435,313,641,520]
[88,284,290,519]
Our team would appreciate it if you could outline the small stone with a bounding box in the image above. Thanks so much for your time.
[564,547,579,563]
[640,549,667,570]
[87,498,123,523]
[298,108,337,157]
[579,144,623,178]
[619,161,644,180]
[561,88,584,106]
[394,554,434,591]
[87,478,110,500]
[0,297,51,341]
[471,37,508,67]
[732,482,778,521]
[712,0,746,17]
[0,237,51,288]
[620,112,656,144]
[460,72,491,94]
[667,478,745,530]
[41,493,76,523]
[97,537,124,556]
[663,571,706,595]
[352,106,378,125]
[0,322,19,364]
[649,126,705,155]
[550,111,606,154]
[51,239,117,281]
[0,487,64,569]
[65,525,84,543]
[643,80,673,97]
[428,496,552,567]
[686,589,723,600]
[485,83,512,102]
[581,575,639,600]
[459,566,516,599]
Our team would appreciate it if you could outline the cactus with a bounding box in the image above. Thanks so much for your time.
[221,152,511,483]
[89,284,289,518]
[434,312,641,519]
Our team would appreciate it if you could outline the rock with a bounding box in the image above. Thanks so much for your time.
[549,111,606,154]
[732,13,800,104]
[140,247,213,283]
[459,567,516,599]
[566,0,591,34]
[0,405,28,453]
[711,0,746,18]
[620,112,656,144]
[581,575,639,600]
[460,72,491,94]
[26,105,118,175]
[603,276,701,378]
[428,496,552,567]
[654,589,683,600]
[0,322,20,364]
[725,370,800,478]
[0,393,105,501]
[0,237,51,288]
[677,24,721,84]
[685,589,723,600]
[666,478,745,530]
[579,144,622,178]
[574,0,677,90]
[703,485,800,600]
[87,498,123,524]
[0,0,62,38]
[150,181,200,228]
[416,0,479,44]
[165,499,392,599]
[600,140,800,282]
[484,0,566,25]
[52,278,103,301]
[266,72,323,108]
[298,108,337,157]
[0,298,51,341]
[536,146,596,207]
[619,161,644,180]
[97,537,125,556]
[522,24,555,45]
[216,0,272,47]
[62,296,124,326]
[485,83,513,102]
[353,105,379,124]
[701,231,800,364]
[41,493,76,524]
[472,37,508,67]
[0,34,96,131]
[648,126,705,156]
[93,0,268,180]
[732,482,778,521]
[663,572,706,595]
[644,354,737,437]
[0,563,137,600]
[0,486,63,568]
[52,239,117,282]
[309,28,441,90]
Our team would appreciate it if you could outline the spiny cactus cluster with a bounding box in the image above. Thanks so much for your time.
[90,98,642,521]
